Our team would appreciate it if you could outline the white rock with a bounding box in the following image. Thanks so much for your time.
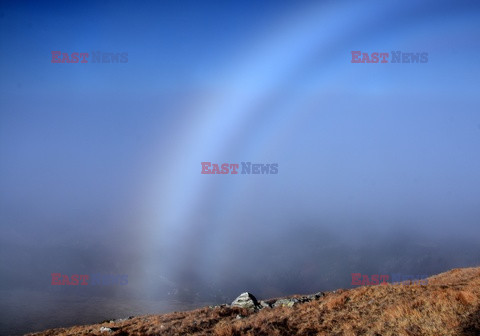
[231,292,260,310]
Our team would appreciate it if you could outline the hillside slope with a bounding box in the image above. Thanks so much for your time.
[30,267,480,336]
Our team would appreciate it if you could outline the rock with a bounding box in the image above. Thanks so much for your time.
[307,292,325,301]
[259,300,271,309]
[230,291,324,311]
[100,326,120,332]
[231,292,260,310]
[273,298,298,308]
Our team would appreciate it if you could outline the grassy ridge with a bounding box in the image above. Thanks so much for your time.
[30,267,480,335]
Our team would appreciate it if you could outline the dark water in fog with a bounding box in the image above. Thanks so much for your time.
[0,289,215,335]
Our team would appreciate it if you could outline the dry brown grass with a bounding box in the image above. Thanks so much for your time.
[29,267,480,335]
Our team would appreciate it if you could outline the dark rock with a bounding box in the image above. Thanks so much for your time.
[307,292,325,300]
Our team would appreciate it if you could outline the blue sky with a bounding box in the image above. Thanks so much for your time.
[1,0,480,334]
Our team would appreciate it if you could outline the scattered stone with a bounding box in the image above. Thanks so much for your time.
[306,292,324,301]
[236,314,244,319]
[100,326,112,333]
[273,298,298,308]
[209,304,228,309]
[270,292,325,308]
[230,291,325,311]
[259,300,271,309]
[231,292,260,310]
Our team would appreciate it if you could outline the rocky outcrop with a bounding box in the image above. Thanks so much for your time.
[272,292,325,308]
[231,292,261,310]
[229,291,325,311]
